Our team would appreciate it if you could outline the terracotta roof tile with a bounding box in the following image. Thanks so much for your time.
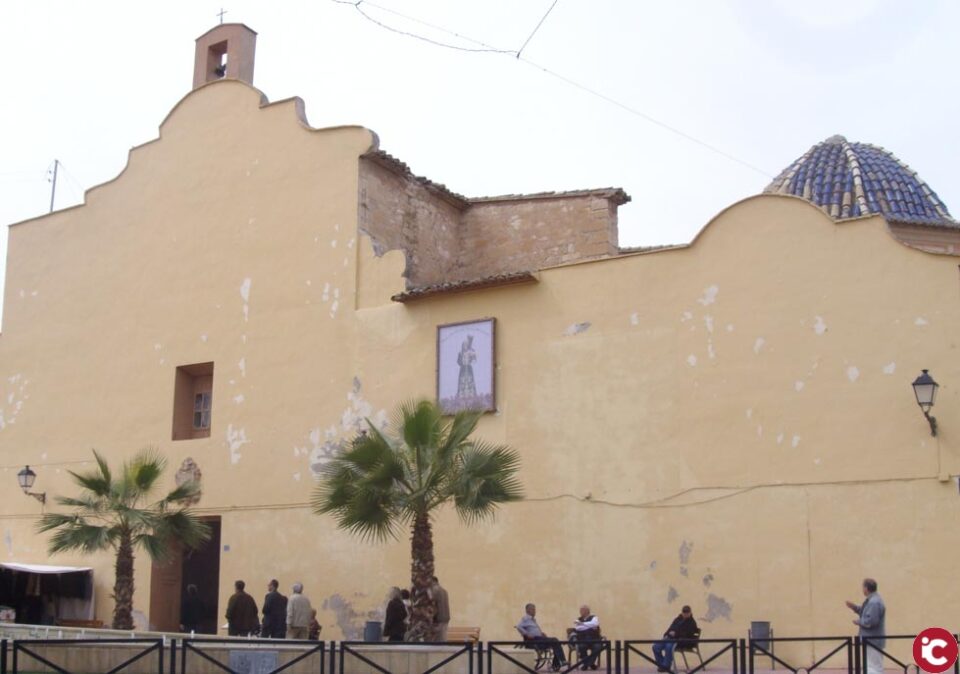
[391,271,538,303]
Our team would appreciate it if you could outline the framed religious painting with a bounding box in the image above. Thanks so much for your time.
[436,318,496,414]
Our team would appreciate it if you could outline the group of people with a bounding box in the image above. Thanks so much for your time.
[516,603,603,671]
[516,579,886,674]
[383,577,450,641]
[221,579,320,640]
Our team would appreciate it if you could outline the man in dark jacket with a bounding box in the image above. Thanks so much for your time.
[653,605,698,671]
[225,579,259,636]
[261,579,288,638]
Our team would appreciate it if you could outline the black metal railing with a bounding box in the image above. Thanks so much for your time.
[749,636,853,674]
[12,637,164,674]
[339,640,474,674]
[624,637,738,674]
[3,632,959,674]
[179,637,325,674]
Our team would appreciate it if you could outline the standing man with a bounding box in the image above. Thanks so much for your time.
[286,582,313,640]
[261,579,288,639]
[568,605,601,670]
[517,602,567,671]
[846,578,886,674]
[431,577,450,641]
[652,605,698,672]
[225,580,259,637]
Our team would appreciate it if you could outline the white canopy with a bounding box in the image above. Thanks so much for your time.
[0,562,92,574]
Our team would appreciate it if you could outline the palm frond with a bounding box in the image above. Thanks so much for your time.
[162,480,201,505]
[54,494,105,512]
[451,442,524,524]
[157,510,210,549]
[128,447,165,495]
[67,466,112,498]
[93,450,112,490]
[45,521,115,554]
[133,533,170,562]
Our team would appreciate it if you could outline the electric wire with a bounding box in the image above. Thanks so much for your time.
[330,0,773,178]
[516,0,559,59]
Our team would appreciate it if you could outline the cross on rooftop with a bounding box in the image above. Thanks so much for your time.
[217,8,228,24]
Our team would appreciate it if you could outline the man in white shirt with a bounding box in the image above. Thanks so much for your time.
[286,582,313,640]
[567,605,601,670]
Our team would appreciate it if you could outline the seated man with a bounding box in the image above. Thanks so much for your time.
[517,603,568,671]
[567,605,601,670]
[652,605,698,672]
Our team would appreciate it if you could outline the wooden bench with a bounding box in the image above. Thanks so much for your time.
[445,626,480,643]
[56,619,105,629]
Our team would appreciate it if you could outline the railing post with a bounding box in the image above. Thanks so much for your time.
[169,638,176,674]
[614,640,621,674]
[748,637,755,674]
[476,640,483,674]
[328,641,336,674]
[737,638,745,674]
[846,637,852,674]
[1,638,6,674]
[158,639,165,674]
[853,637,861,674]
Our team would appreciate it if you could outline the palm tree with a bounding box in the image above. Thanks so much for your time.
[37,449,210,630]
[313,399,523,641]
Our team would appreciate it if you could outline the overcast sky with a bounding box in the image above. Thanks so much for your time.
[1,0,957,304]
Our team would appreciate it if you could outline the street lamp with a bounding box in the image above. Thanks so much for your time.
[911,369,939,437]
[16,465,46,504]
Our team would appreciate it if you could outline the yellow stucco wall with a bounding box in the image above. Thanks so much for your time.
[1,79,957,657]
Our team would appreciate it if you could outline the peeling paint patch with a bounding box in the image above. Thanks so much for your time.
[154,343,162,351]
[680,311,693,322]
[846,366,860,382]
[678,540,693,564]
[726,324,734,332]
[915,317,928,326]
[649,561,657,570]
[814,316,827,335]
[226,425,250,465]
[794,381,805,392]
[667,587,679,604]
[702,574,714,588]
[4,529,12,556]
[630,313,640,326]
[679,566,689,577]
[293,472,301,482]
[753,338,765,354]
[776,433,784,445]
[791,435,801,448]
[322,594,376,640]
[305,377,388,477]
[233,394,245,404]
[200,334,208,343]
[240,278,252,322]
[745,409,752,420]
[882,362,896,375]
[686,354,698,367]
[756,425,763,437]
[703,594,733,622]
[564,322,592,336]
[697,285,719,306]
[703,316,714,334]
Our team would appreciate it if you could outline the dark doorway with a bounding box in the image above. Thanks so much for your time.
[182,517,221,634]
[148,516,221,634]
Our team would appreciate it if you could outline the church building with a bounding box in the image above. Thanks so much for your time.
[1,23,957,653]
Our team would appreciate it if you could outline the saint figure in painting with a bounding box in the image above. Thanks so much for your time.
[456,335,477,399]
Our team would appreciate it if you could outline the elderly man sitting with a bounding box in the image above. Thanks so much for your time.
[517,603,567,671]
[567,605,601,670]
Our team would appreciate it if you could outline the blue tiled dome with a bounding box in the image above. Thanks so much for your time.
[765,135,955,227]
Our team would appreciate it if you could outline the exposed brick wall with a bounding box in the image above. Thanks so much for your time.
[457,194,621,279]
[888,223,960,255]
[358,156,465,286]
[358,151,629,288]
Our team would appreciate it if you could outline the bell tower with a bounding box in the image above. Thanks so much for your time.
[192,23,257,89]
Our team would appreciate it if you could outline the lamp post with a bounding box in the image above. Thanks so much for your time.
[911,369,939,437]
[17,465,46,504]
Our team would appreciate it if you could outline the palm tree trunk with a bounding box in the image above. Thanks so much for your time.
[406,511,436,641]
[112,532,135,630]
